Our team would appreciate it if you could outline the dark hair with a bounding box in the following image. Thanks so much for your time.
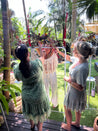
[77,41,95,59]
[11,62,17,68]
[15,44,31,78]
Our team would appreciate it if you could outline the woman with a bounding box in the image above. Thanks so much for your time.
[42,43,58,108]
[13,44,51,131]
[32,41,59,108]
[61,41,95,131]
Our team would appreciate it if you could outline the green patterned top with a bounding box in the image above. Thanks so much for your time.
[13,59,51,124]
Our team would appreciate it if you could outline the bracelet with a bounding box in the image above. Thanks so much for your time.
[69,81,73,84]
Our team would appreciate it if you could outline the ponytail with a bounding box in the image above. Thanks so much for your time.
[15,44,31,78]
[19,59,31,78]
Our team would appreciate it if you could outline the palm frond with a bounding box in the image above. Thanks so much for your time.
[31,10,44,18]
[0,92,9,114]
[76,0,98,20]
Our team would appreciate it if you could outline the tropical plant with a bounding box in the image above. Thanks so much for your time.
[29,0,72,41]
[26,0,84,44]
[47,0,69,40]
[0,42,21,114]
[11,17,26,42]
[28,8,46,34]
[76,0,98,20]
[0,73,21,114]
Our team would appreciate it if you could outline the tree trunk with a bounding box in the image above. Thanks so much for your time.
[1,0,10,100]
[71,0,77,42]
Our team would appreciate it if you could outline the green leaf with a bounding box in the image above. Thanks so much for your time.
[0,92,9,114]
[0,67,10,72]
[7,88,17,106]
[8,84,21,93]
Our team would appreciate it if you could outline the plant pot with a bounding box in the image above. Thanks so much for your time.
[0,115,4,127]
[93,116,98,131]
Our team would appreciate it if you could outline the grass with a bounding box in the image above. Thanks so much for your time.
[48,57,98,127]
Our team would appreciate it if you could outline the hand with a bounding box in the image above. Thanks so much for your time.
[56,47,59,53]
[64,76,71,83]
[66,55,71,62]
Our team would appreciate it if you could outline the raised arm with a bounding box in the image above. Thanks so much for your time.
[56,48,71,62]
[38,42,44,65]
